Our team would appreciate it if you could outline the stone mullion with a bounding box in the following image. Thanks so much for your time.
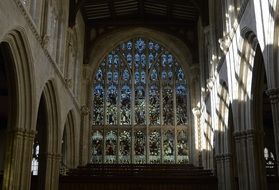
[266,88,279,177]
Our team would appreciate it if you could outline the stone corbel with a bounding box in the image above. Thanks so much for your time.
[206,77,215,92]
[42,35,50,49]
[81,105,90,116]
[266,88,279,104]
[65,78,72,88]
[218,33,231,53]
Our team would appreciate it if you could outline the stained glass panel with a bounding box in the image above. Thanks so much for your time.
[177,130,189,163]
[163,130,175,163]
[105,130,117,163]
[134,130,146,164]
[119,130,131,163]
[149,130,161,163]
[91,37,189,164]
[91,130,103,163]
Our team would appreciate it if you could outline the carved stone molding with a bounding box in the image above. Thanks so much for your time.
[81,105,90,116]
[65,78,73,88]
[266,88,279,104]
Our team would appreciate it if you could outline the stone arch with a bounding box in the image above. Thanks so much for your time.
[0,28,36,189]
[33,79,61,190]
[41,79,61,153]
[61,110,77,169]
[233,29,271,190]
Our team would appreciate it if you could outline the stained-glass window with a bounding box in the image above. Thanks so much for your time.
[91,37,189,164]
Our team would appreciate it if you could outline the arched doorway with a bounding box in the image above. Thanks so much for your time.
[0,43,13,188]
[60,110,76,175]
[30,93,48,189]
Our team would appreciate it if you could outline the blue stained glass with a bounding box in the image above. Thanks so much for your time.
[108,84,117,94]
[114,55,119,67]
[135,71,140,83]
[94,84,104,96]
[168,71,173,80]
[162,54,167,67]
[151,69,158,81]
[178,68,184,80]
[136,38,145,52]
[135,54,140,64]
[127,54,132,68]
[176,85,186,95]
[136,86,145,98]
[148,54,154,68]
[168,54,173,66]
[162,71,167,80]
[155,43,160,51]
[148,41,154,50]
[96,69,103,81]
[92,37,189,164]
[141,54,146,67]
[141,71,146,83]
[108,54,113,65]
[113,72,118,83]
[107,71,113,82]
[122,85,131,96]
[127,41,132,50]
[123,69,129,81]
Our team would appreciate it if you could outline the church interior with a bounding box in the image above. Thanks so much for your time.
[0,0,279,189]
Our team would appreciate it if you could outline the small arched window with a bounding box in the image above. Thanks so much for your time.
[91,37,189,164]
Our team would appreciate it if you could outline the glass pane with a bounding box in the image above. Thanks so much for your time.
[134,130,146,164]
[92,84,104,125]
[135,86,146,125]
[119,130,131,163]
[106,84,118,125]
[177,130,189,163]
[163,86,174,125]
[163,130,175,163]
[176,84,188,125]
[91,130,103,163]
[105,130,117,163]
[149,85,160,125]
[149,130,161,163]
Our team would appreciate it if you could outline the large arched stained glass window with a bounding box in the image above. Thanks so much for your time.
[91,37,189,164]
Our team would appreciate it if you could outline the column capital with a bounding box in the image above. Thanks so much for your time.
[8,128,37,138]
[266,88,279,104]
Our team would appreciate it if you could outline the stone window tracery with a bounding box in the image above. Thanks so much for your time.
[91,37,189,164]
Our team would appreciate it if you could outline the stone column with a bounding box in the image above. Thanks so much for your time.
[38,153,61,190]
[2,128,36,190]
[234,130,267,190]
[246,129,266,190]
[192,107,201,166]
[215,154,225,190]
[80,105,90,165]
[234,131,249,190]
[266,88,279,177]
[224,153,236,190]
